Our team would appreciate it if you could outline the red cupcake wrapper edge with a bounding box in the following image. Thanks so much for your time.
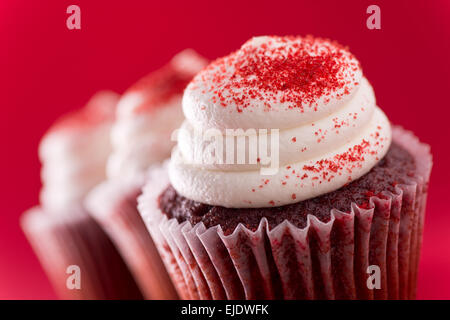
[85,176,179,300]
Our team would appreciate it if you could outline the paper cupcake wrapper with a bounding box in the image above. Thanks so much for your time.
[85,176,178,300]
[21,206,143,300]
[138,126,432,300]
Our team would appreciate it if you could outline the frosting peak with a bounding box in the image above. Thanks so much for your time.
[39,91,119,211]
[183,35,362,130]
[107,50,208,180]
[170,36,392,208]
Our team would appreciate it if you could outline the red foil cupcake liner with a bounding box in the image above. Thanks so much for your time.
[86,176,178,300]
[21,206,143,300]
[138,127,432,300]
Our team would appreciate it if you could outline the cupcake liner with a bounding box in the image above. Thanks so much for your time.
[138,126,432,300]
[85,176,178,300]
[21,206,143,300]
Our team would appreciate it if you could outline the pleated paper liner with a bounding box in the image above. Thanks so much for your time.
[86,176,178,300]
[138,126,432,300]
[21,206,143,300]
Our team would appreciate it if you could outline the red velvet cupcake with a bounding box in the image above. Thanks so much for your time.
[86,50,208,299]
[21,91,142,300]
[138,36,433,300]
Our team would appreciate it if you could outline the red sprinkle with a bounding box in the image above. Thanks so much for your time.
[191,35,359,113]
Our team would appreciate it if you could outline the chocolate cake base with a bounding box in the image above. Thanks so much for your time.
[159,142,416,235]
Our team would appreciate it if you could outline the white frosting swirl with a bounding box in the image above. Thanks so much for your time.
[106,50,208,180]
[170,36,392,208]
[39,91,119,211]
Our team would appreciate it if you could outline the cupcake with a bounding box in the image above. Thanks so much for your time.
[138,36,433,300]
[86,50,208,299]
[21,91,142,300]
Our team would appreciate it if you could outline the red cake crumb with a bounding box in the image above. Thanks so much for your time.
[191,36,360,113]
[128,66,194,114]
[128,51,207,114]
[247,130,383,193]
[49,91,118,133]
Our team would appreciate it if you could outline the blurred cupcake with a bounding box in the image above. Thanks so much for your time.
[86,50,208,299]
[138,36,433,300]
[21,91,142,300]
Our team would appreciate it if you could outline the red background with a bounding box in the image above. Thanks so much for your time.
[1,0,449,299]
